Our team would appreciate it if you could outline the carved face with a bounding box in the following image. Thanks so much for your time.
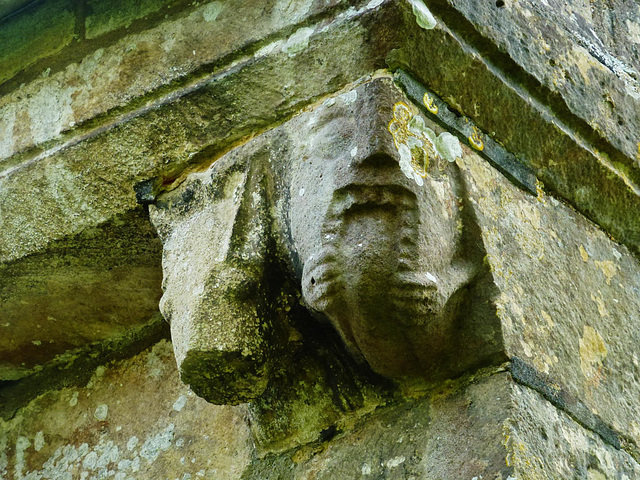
[290,101,476,380]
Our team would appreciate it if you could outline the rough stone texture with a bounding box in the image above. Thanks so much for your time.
[445,0,640,164]
[4,357,638,480]
[243,371,516,480]
[506,381,640,480]
[0,208,163,380]
[150,75,640,466]
[0,0,76,85]
[0,340,254,480]
[1,0,640,477]
[0,0,350,164]
[458,130,640,454]
[85,0,176,39]
[0,0,394,378]
[393,0,640,256]
[0,0,393,265]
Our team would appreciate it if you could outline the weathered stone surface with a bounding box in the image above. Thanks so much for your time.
[0,0,396,390]
[150,73,640,461]
[458,124,640,456]
[0,315,169,420]
[0,340,254,479]
[0,0,395,265]
[445,0,640,172]
[244,372,640,479]
[243,371,515,480]
[393,0,640,256]
[4,350,639,480]
[0,0,33,20]
[85,0,176,39]
[0,207,162,380]
[507,382,640,479]
[150,77,505,406]
[2,1,640,477]
[0,0,76,85]
[0,0,350,163]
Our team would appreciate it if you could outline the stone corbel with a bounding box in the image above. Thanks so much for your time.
[149,77,505,410]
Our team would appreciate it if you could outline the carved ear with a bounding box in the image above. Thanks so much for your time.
[150,160,288,405]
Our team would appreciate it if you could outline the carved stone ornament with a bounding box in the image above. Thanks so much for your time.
[149,78,504,406]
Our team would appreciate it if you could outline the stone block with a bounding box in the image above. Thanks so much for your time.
[0,0,395,383]
[444,0,640,176]
[0,340,254,479]
[0,0,394,265]
[460,138,640,458]
[1,343,637,479]
[393,0,640,255]
[0,0,75,85]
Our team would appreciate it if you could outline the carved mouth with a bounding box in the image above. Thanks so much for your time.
[329,183,417,214]
[302,182,419,309]
[389,271,442,323]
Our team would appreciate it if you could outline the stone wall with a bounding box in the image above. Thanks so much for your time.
[1,0,639,479]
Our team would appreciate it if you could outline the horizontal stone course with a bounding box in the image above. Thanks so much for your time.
[0,0,349,164]
[444,0,640,179]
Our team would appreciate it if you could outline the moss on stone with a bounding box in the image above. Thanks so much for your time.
[85,0,176,39]
[0,0,75,85]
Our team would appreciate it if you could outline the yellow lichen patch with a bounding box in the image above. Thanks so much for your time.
[468,126,484,150]
[579,244,589,262]
[422,92,438,114]
[540,310,554,328]
[535,179,546,203]
[502,421,546,479]
[388,101,462,184]
[590,292,609,317]
[579,325,607,385]
[594,259,617,285]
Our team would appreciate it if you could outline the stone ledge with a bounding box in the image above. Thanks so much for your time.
[392,0,640,256]
[0,0,353,164]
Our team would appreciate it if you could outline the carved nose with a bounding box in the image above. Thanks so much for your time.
[355,152,398,169]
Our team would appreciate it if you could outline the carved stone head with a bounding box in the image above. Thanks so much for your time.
[150,78,502,406]
[289,83,483,380]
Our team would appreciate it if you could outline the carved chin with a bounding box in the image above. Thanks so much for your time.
[303,259,463,379]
